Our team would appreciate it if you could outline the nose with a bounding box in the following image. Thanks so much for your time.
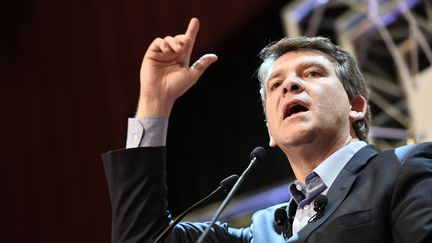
[282,78,304,95]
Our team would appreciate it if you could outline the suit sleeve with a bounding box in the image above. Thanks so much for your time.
[102,147,252,242]
[102,147,170,242]
[391,142,432,243]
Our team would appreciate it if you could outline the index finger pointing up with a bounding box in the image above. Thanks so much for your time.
[185,18,200,43]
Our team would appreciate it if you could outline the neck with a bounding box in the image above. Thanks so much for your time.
[283,135,356,184]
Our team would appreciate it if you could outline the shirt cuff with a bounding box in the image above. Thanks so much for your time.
[126,117,168,148]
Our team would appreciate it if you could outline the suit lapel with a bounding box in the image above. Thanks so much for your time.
[296,145,379,241]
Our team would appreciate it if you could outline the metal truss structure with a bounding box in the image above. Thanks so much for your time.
[281,0,432,149]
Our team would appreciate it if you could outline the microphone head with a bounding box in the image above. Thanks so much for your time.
[313,194,328,211]
[250,146,266,161]
[220,174,239,190]
[274,207,288,226]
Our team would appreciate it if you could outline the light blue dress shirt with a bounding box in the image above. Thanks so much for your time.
[126,117,168,148]
[291,140,367,234]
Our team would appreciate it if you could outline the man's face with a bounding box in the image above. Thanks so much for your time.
[264,50,353,149]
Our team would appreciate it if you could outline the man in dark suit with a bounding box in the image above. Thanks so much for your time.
[102,18,432,242]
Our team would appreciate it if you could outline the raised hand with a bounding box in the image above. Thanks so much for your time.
[136,18,218,118]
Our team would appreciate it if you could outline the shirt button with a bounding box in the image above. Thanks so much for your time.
[304,205,311,210]
[133,133,138,141]
[296,184,302,191]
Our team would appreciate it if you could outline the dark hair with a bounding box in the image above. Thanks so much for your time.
[257,36,370,141]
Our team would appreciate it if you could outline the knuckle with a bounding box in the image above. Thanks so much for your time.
[153,38,164,46]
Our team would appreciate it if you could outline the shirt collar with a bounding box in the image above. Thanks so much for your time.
[313,140,367,189]
[289,140,367,200]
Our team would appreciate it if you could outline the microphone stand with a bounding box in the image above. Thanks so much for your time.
[153,175,239,243]
[196,155,261,243]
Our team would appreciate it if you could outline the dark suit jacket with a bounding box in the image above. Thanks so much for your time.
[102,143,432,242]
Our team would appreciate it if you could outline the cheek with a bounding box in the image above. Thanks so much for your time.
[314,84,350,115]
[264,99,279,131]
[327,93,351,117]
[265,97,277,117]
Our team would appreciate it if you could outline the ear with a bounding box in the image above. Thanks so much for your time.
[268,129,277,147]
[349,95,367,122]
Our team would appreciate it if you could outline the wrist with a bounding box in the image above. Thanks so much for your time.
[135,95,173,118]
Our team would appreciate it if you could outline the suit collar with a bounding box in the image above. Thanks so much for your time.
[294,144,379,241]
[342,144,379,173]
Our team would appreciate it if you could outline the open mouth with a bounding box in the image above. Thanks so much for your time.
[284,104,309,119]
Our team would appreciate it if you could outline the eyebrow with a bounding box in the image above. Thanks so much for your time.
[267,60,330,84]
[267,70,283,84]
[297,61,329,72]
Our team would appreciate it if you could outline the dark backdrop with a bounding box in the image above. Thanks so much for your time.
[1,1,294,242]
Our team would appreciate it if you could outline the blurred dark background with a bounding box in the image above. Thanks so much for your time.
[1,1,294,242]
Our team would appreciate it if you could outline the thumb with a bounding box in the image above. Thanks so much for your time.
[190,54,218,80]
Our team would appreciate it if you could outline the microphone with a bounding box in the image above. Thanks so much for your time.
[274,200,297,239]
[308,194,328,223]
[250,146,266,162]
[153,174,239,243]
[274,206,290,240]
[274,207,288,226]
[196,146,266,243]
[314,194,328,213]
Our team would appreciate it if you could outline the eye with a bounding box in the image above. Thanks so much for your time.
[269,80,282,91]
[305,70,323,78]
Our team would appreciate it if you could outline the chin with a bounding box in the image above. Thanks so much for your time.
[277,135,313,149]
